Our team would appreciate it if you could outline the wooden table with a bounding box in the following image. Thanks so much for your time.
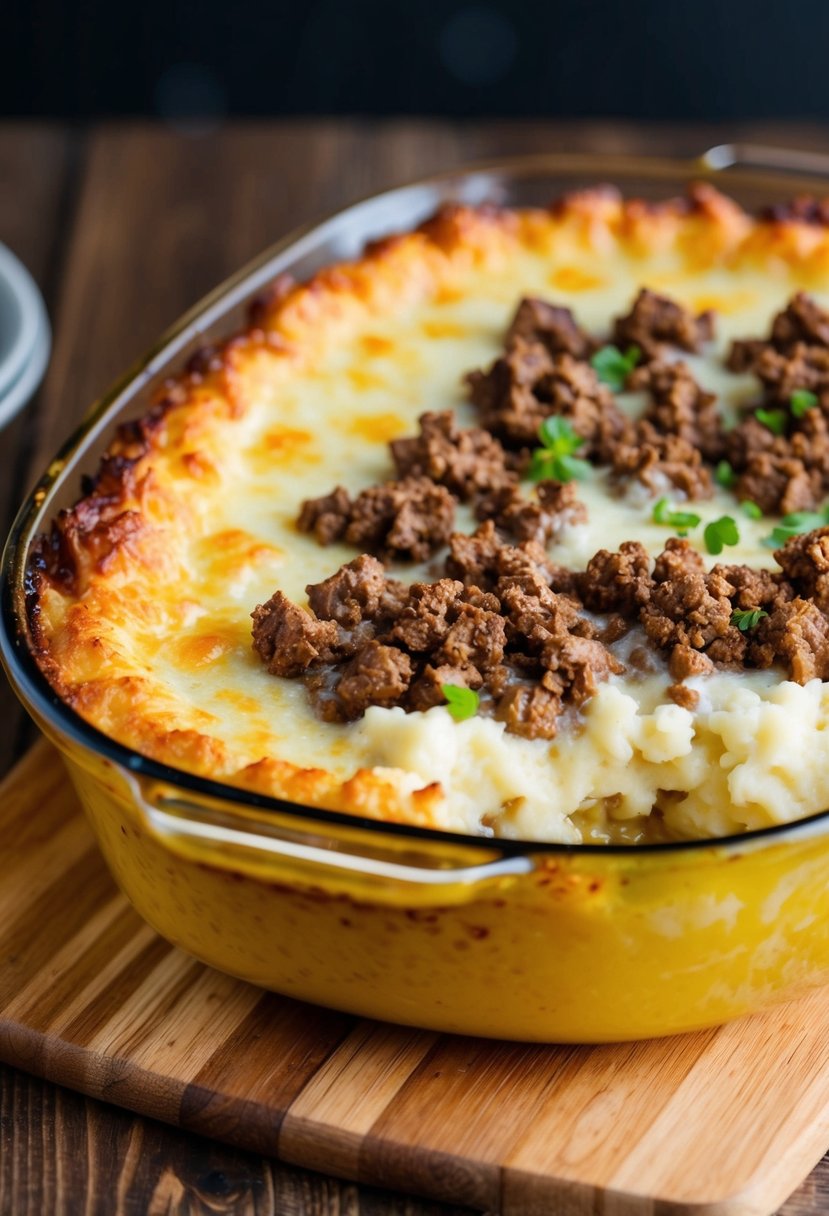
[3,118,829,1215]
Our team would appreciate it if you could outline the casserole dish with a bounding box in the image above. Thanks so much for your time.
[6,147,829,1042]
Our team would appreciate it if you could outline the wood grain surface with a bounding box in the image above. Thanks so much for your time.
[5,119,829,1215]
[4,741,829,1215]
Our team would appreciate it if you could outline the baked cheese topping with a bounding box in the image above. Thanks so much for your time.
[28,186,829,842]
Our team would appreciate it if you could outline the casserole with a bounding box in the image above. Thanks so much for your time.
[6,148,829,1041]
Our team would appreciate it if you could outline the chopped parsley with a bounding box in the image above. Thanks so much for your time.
[441,684,480,722]
[731,607,769,632]
[529,417,590,483]
[704,515,740,555]
[762,506,829,548]
[741,500,763,520]
[714,460,737,489]
[791,388,818,418]
[755,407,788,436]
[652,497,701,533]
[590,343,641,392]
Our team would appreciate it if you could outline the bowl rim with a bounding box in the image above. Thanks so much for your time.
[0,241,50,416]
[6,146,829,860]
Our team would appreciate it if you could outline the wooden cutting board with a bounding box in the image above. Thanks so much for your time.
[3,741,829,1214]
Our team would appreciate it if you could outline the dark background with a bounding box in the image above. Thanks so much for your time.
[6,0,829,121]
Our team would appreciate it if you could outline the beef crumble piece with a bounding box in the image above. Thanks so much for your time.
[251,591,341,677]
[336,642,414,720]
[710,562,791,612]
[444,521,576,596]
[723,390,829,514]
[506,297,596,360]
[774,527,829,611]
[640,566,746,667]
[610,424,713,500]
[612,288,715,361]
[578,541,652,615]
[296,486,352,545]
[735,453,820,515]
[748,598,829,682]
[628,360,724,462]
[390,410,513,501]
[475,478,588,545]
[306,554,407,627]
[298,475,455,562]
[728,293,829,403]
[467,340,629,455]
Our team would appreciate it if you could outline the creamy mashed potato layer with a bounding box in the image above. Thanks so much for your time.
[31,192,829,842]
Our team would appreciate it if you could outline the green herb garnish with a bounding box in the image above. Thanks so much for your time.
[441,684,480,722]
[791,388,818,418]
[731,607,769,632]
[590,343,641,392]
[652,497,702,532]
[762,507,829,548]
[741,500,763,520]
[755,408,788,436]
[529,417,590,483]
[714,460,737,489]
[704,515,740,555]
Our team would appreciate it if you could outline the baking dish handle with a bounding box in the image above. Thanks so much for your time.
[127,773,535,890]
[700,142,829,178]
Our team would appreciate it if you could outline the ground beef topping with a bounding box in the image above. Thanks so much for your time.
[252,524,829,732]
[506,296,597,360]
[389,410,514,501]
[266,290,829,727]
[610,424,713,500]
[628,359,723,462]
[722,294,829,512]
[298,475,456,561]
[252,535,624,736]
[612,288,716,361]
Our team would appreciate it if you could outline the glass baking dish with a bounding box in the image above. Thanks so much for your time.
[5,147,829,1043]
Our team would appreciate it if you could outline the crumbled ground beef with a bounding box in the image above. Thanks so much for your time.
[252,525,829,727]
[641,567,738,656]
[613,288,715,361]
[711,562,790,611]
[296,486,352,545]
[652,537,705,583]
[298,476,455,562]
[668,644,714,681]
[774,527,829,611]
[467,337,628,455]
[336,642,414,719]
[610,424,713,500]
[629,360,724,462]
[475,478,587,544]
[306,554,407,627]
[251,591,341,677]
[748,599,829,682]
[252,535,623,734]
[578,541,651,615]
[668,683,700,710]
[735,453,820,515]
[728,294,829,403]
[266,289,829,727]
[506,297,597,360]
[390,410,512,500]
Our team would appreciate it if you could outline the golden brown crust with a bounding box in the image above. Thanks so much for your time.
[27,183,829,817]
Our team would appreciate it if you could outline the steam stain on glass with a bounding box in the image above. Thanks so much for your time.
[438,5,518,87]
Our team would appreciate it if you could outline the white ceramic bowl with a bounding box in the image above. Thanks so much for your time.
[0,242,51,429]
